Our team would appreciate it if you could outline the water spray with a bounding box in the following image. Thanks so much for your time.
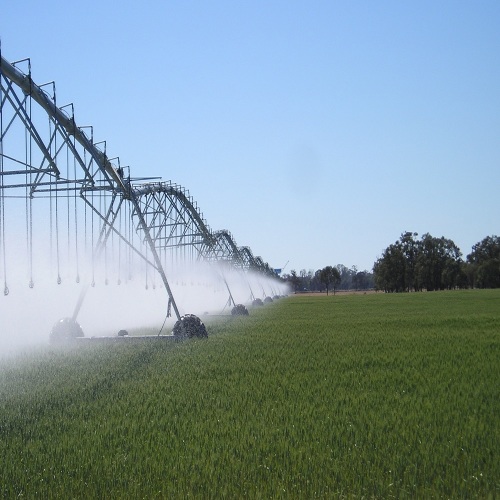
[1,50,287,348]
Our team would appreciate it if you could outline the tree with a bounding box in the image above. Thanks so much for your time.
[320,266,341,295]
[399,231,419,290]
[284,264,371,292]
[415,234,463,291]
[288,270,301,292]
[312,269,324,292]
[331,267,342,293]
[466,235,500,288]
[335,264,352,290]
[354,271,370,290]
[373,241,406,292]
[374,232,464,292]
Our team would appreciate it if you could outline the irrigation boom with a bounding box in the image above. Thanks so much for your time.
[1,49,288,343]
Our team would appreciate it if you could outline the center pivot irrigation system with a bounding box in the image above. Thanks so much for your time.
[0,50,287,343]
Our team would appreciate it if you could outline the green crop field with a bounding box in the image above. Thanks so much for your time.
[1,290,499,498]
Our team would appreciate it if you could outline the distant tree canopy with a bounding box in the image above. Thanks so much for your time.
[319,266,341,295]
[282,233,499,294]
[466,235,500,288]
[373,232,500,292]
[284,265,374,293]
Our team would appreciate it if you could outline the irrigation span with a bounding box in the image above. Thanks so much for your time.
[0,50,288,346]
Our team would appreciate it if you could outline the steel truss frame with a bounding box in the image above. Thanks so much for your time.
[1,51,276,323]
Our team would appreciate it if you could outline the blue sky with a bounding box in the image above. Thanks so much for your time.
[2,1,499,273]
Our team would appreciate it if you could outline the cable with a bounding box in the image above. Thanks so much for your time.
[157,298,172,336]
[0,54,8,295]
[73,134,80,283]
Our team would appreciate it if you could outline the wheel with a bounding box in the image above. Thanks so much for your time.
[50,317,84,343]
[231,304,249,316]
[172,314,208,339]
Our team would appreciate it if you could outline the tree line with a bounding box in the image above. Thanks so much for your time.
[283,265,374,294]
[373,232,500,292]
[282,233,500,294]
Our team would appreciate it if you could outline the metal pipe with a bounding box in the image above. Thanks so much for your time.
[1,55,127,194]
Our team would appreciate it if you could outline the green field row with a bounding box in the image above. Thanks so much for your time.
[1,290,499,497]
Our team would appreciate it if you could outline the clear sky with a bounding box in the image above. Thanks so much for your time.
[2,1,499,274]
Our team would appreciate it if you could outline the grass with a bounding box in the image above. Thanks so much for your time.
[0,289,499,497]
